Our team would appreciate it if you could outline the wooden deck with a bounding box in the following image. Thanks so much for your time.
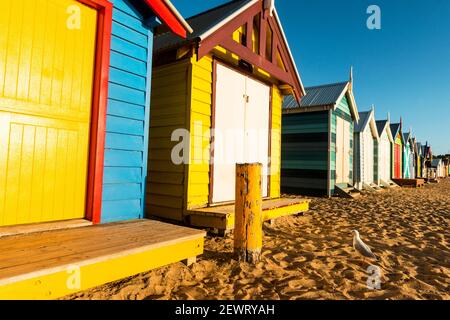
[392,178,425,188]
[187,198,310,234]
[0,220,205,300]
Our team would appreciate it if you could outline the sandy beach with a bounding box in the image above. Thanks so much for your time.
[66,180,450,300]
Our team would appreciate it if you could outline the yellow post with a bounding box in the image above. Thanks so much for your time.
[234,163,263,264]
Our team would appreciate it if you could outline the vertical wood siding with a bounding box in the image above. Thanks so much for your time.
[281,111,329,196]
[101,0,152,223]
[0,0,97,226]
[146,59,190,221]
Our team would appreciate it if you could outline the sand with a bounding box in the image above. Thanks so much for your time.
[66,180,450,300]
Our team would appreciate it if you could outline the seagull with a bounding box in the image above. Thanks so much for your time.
[352,230,377,260]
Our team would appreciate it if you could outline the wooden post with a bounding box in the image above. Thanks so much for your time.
[234,163,263,264]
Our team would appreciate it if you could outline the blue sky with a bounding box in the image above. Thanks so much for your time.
[171,0,450,154]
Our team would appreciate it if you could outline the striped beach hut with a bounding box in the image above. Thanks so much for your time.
[281,77,360,197]
[353,109,380,190]
[0,0,209,299]
[390,123,404,179]
[402,131,415,179]
[376,119,394,185]
[146,0,310,235]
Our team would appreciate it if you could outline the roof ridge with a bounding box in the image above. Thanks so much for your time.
[305,81,348,90]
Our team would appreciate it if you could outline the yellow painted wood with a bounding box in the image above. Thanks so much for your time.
[234,163,263,263]
[147,59,190,221]
[187,54,213,209]
[0,0,97,226]
[270,86,282,198]
[188,198,309,232]
[263,201,309,221]
[0,238,204,300]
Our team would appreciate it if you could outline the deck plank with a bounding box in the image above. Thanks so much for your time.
[0,220,205,283]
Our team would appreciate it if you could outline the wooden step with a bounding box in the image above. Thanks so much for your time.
[335,185,361,199]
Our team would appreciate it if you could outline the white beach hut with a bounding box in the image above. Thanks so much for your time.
[354,109,380,190]
[376,118,394,186]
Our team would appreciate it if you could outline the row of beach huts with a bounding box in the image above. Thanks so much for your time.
[282,87,449,197]
[0,0,448,299]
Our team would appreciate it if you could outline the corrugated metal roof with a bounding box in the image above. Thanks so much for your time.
[355,111,370,132]
[376,120,388,136]
[154,0,253,53]
[282,81,348,110]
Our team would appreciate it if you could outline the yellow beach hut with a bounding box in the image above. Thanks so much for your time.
[147,0,310,234]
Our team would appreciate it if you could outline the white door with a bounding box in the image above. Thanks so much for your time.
[212,64,270,203]
[379,135,391,181]
[336,117,350,184]
[364,130,374,184]
[244,76,270,198]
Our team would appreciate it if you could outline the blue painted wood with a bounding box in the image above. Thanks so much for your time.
[104,149,143,167]
[141,30,153,218]
[112,8,148,35]
[110,51,147,76]
[103,167,142,184]
[105,132,144,151]
[109,67,147,91]
[111,22,148,47]
[101,0,155,223]
[111,35,147,61]
[107,98,146,121]
[106,115,144,136]
[102,183,142,201]
[111,0,142,20]
[101,200,142,221]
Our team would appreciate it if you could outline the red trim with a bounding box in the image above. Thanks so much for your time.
[144,0,187,38]
[77,0,112,224]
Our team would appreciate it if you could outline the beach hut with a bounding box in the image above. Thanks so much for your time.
[442,158,449,178]
[421,142,433,179]
[376,118,394,186]
[281,76,360,197]
[390,123,404,179]
[402,131,415,179]
[353,109,380,190]
[431,159,444,178]
[0,0,206,299]
[416,142,423,178]
[413,138,421,179]
[147,0,310,235]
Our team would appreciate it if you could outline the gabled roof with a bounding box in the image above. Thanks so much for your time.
[403,132,412,144]
[155,0,252,52]
[376,120,387,136]
[301,82,348,108]
[282,81,359,122]
[154,0,305,99]
[144,0,193,38]
[376,120,394,143]
[431,159,442,167]
[390,123,403,142]
[416,142,423,155]
[355,110,379,139]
